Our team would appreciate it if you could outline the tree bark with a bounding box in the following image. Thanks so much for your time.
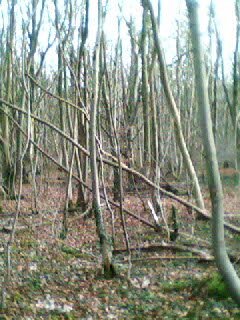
[89,0,115,278]
[141,6,151,175]
[187,0,240,304]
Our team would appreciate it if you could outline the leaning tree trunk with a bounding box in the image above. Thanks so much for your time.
[187,0,240,304]
[89,0,115,278]
[143,0,205,211]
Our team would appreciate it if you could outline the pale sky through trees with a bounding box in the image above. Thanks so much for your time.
[0,0,236,74]
[97,0,236,72]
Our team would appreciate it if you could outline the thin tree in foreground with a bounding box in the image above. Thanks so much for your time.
[89,0,116,278]
[186,0,240,304]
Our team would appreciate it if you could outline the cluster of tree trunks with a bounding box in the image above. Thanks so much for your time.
[0,0,240,305]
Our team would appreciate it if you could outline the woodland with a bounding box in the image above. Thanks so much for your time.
[1,0,240,318]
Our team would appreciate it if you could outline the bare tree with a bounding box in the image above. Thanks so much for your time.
[89,0,116,278]
[1,0,16,195]
[187,0,240,304]
[141,5,151,175]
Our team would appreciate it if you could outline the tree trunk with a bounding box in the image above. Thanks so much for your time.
[141,6,151,176]
[187,0,240,304]
[1,0,15,194]
[89,0,115,278]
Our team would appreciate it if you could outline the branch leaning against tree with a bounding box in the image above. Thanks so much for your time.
[142,0,205,211]
[5,109,210,241]
[1,98,240,234]
[26,73,88,118]
[5,107,240,238]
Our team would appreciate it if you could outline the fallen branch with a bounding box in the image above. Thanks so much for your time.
[113,242,213,260]
[122,255,214,263]
[114,243,240,264]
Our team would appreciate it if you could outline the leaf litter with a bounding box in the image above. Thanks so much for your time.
[0,178,240,319]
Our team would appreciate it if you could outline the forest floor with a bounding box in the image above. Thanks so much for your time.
[1,171,240,319]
